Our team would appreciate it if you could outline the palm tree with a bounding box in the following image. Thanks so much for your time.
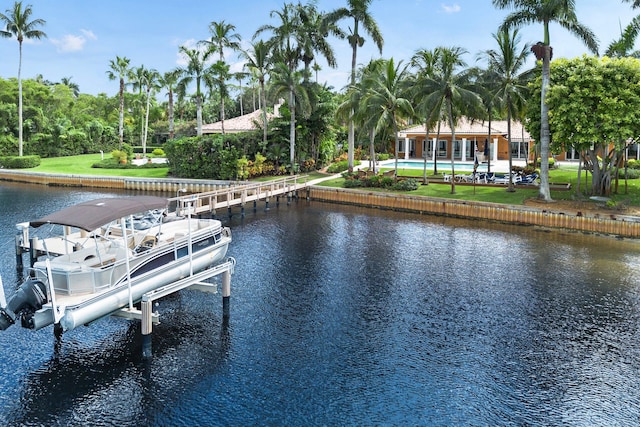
[106,55,131,149]
[177,46,212,136]
[241,40,271,150]
[141,68,160,156]
[200,20,241,135]
[234,71,249,116]
[493,0,599,201]
[325,0,384,172]
[0,1,47,156]
[363,58,414,177]
[159,69,182,140]
[255,3,302,72]
[479,28,531,191]
[338,59,384,173]
[205,60,231,134]
[605,15,640,57]
[411,48,443,182]
[201,20,241,62]
[623,0,640,8]
[296,2,341,80]
[60,76,80,97]
[419,47,482,194]
[270,62,310,174]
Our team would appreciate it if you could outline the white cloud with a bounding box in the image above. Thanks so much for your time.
[51,30,97,53]
[80,29,97,40]
[441,3,461,13]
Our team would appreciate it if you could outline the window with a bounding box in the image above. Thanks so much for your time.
[453,139,462,159]
[437,140,447,157]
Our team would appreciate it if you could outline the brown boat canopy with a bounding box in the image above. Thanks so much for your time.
[30,196,168,231]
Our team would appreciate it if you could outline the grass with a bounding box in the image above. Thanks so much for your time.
[18,154,640,208]
[319,163,640,207]
[33,154,169,178]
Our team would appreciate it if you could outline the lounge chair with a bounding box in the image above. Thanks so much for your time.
[516,172,539,185]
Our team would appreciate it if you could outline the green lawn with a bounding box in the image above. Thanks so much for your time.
[319,163,640,207]
[33,154,169,178]
[20,155,640,208]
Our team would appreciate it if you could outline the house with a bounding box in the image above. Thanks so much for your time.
[202,101,283,134]
[397,118,533,163]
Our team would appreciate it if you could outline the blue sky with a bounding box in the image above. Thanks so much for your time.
[0,0,635,97]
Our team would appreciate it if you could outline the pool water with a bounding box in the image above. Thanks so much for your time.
[388,160,487,172]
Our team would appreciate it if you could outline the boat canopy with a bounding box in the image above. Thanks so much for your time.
[30,196,168,231]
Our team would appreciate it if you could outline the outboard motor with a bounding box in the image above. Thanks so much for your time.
[0,279,47,331]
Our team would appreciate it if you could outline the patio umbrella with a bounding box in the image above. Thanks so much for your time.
[473,151,479,194]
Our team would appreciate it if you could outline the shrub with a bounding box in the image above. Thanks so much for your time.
[377,153,390,161]
[380,176,395,188]
[0,155,40,168]
[619,168,640,179]
[328,160,350,173]
[392,178,418,191]
[237,156,249,180]
[628,159,640,169]
[152,148,165,157]
[111,150,128,163]
[343,178,364,188]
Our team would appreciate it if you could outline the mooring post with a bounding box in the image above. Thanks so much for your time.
[29,237,38,268]
[222,269,231,315]
[253,200,257,212]
[227,206,232,218]
[241,204,245,217]
[276,195,280,207]
[265,197,270,211]
[287,192,291,205]
[15,235,23,272]
[141,299,153,358]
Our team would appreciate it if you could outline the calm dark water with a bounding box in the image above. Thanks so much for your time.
[1,183,640,426]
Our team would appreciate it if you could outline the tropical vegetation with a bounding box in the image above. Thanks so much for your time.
[1,0,640,200]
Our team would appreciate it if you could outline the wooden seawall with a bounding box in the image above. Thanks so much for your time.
[0,170,233,193]
[307,187,640,238]
[1,169,638,238]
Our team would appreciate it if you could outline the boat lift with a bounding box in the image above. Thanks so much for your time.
[113,257,235,358]
[5,195,236,358]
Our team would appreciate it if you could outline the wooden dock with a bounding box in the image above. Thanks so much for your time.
[172,175,309,216]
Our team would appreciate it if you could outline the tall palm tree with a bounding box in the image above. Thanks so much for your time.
[60,76,80,97]
[479,28,531,191]
[106,55,131,149]
[623,0,640,9]
[296,2,341,80]
[201,20,241,62]
[141,68,160,156]
[205,60,231,134]
[605,15,640,57]
[337,59,384,173]
[419,47,482,194]
[255,3,302,72]
[200,20,241,135]
[363,58,414,177]
[241,40,271,150]
[493,0,599,201]
[177,46,212,136]
[130,65,149,150]
[325,0,384,172]
[411,48,443,182]
[0,1,47,156]
[159,68,182,140]
[270,62,310,174]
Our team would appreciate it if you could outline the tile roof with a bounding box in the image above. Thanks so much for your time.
[400,117,531,141]
[202,109,275,134]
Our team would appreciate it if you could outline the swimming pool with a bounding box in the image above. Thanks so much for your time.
[385,160,488,172]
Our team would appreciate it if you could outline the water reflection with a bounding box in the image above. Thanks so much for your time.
[0,184,640,425]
